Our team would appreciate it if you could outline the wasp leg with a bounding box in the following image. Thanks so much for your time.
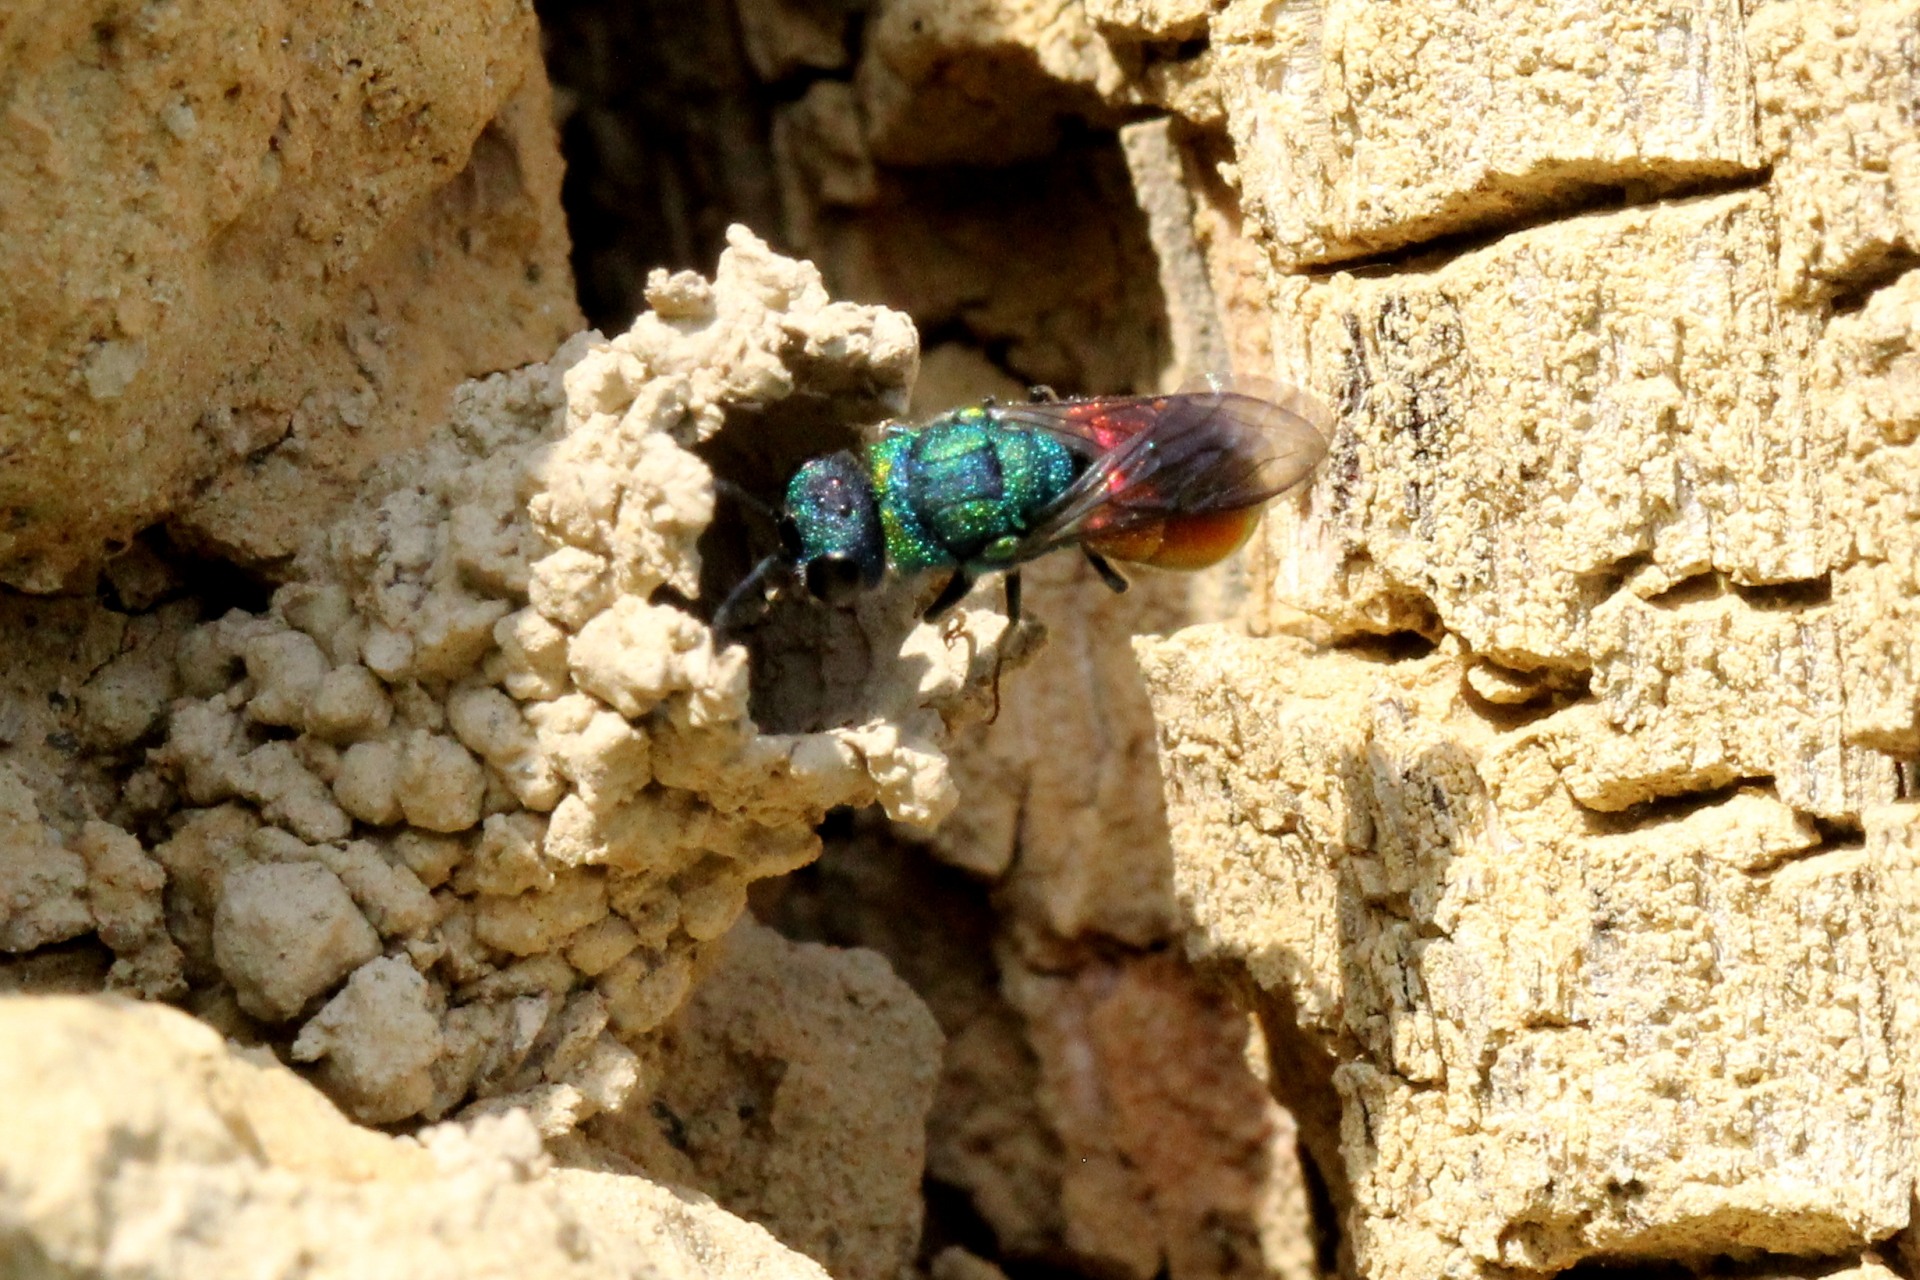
[924,568,975,620]
[982,572,1025,726]
[1027,384,1060,404]
[1084,549,1130,594]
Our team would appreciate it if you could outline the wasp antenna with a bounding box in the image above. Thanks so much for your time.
[714,477,782,533]
[712,552,788,640]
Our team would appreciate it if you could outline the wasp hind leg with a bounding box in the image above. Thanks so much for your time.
[1084,550,1130,594]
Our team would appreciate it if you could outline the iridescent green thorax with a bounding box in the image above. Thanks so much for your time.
[868,407,1080,573]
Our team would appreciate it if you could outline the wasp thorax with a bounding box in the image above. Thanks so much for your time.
[784,452,885,602]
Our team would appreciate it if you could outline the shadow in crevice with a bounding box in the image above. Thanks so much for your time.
[1248,976,1354,1280]
[1459,665,1592,731]
[1573,778,1776,837]
[1827,249,1920,316]
[1726,574,1833,611]
[1294,166,1776,282]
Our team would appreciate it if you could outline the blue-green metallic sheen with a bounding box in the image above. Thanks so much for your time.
[782,451,885,595]
[866,409,1080,574]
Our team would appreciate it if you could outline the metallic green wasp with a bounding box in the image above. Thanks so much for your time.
[716,379,1331,634]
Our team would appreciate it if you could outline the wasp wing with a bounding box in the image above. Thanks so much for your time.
[986,384,1331,559]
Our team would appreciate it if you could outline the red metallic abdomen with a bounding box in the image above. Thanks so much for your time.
[1083,505,1263,571]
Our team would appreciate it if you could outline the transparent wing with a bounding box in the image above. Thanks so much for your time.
[986,383,1331,557]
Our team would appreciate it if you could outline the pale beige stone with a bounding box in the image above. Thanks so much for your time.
[243,629,330,731]
[73,820,186,999]
[1141,627,1911,1280]
[1121,118,1232,388]
[0,994,834,1280]
[1751,1,1920,302]
[315,839,440,938]
[459,811,557,897]
[597,947,695,1038]
[1543,592,1898,820]
[1086,0,1216,41]
[333,740,404,826]
[1261,191,1833,667]
[1003,950,1312,1280]
[395,731,487,833]
[565,914,644,977]
[0,765,91,953]
[306,665,393,742]
[212,861,381,1021]
[292,956,445,1124]
[0,1,579,592]
[590,921,943,1280]
[858,0,1129,165]
[1822,270,1920,759]
[1211,0,1761,270]
[473,868,610,957]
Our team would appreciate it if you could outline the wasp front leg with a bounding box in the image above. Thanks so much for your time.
[924,568,975,620]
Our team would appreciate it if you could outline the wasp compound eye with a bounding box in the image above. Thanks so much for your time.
[804,555,867,606]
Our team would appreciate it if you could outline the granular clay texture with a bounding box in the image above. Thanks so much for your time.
[2,225,996,1136]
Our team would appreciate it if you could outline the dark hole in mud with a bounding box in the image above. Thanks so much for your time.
[0,937,115,996]
[144,526,275,620]
[1640,571,1722,608]
[692,393,914,734]
[692,392,879,615]
[1563,1252,1860,1280]
[1826,247,1920,315]
[1809,813,1867,845]
[1460,664,1593,729]
[1559,1261,1698,1280]
[919,1178,1115,1280]
[917,1178,1001,1272]
[1330,629,1442,663]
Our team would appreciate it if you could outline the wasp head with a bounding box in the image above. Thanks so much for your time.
[783,452,885,606]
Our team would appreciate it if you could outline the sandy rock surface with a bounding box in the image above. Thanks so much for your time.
[588,920,944,1280]
[6,0,1919,1278]
[1079,0,1920,1274]
[0,994,832,1280]
[0,0,579,591]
